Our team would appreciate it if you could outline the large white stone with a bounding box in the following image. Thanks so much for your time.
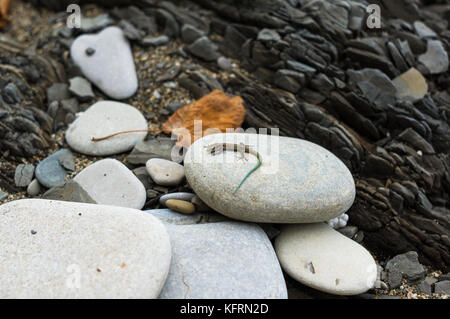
[66,101,148,156]
[158,221,287,299]
[0,199,171,298]
[275,223,377,296]
[184,133,355,223]
[70,26,138,99]
[74,159,146,209]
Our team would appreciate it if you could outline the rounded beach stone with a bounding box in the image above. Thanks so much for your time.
[27,179,41,196]
[70,26,138,99]
[66,101,148,156]
[73,159,146,209]
[275,223,377,296]
[165,199,196,215]
[159,221,287,299]
[146,158,185,186]
[184,133,356,223]
[0,199,171,298]
[35,149,71,188]
[159,192,195,206]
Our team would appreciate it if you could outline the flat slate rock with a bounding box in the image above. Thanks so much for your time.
[347,68,397,108]
[66,101,148,156]
[14,164,35,188]
[68,76,95,101]
[184,133,355,223]
[42,181,96,204]
[275,223,377,296]
[0,188,7,201]
[385,251,426,288]
[73,159,146,209]
[35,149,70,188]
[0,199,171,298]
[70,26,138,99]
[418,40,449,74]
[159,221,287,299]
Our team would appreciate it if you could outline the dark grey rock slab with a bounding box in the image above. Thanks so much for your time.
[42,180,96,204]
[385,251,426,288]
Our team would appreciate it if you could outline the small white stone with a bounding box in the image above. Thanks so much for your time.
[74,159,146,209]
[275,223,377,296]
[146,158,185,187]
[66,101,147,156]
[26,179,41,196]
[0,199,171,298]
[329,213,349,229]
[70,26,138,99]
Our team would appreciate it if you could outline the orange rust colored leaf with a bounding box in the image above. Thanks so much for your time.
[0,0,11,28]
[162,90,246,148]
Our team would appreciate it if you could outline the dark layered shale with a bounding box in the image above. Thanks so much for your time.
[6,0,450,271]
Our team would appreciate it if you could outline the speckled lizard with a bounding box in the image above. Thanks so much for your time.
[206,143,262,194]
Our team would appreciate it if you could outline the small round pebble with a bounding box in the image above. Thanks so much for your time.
[217,56,232,70]
[146,158,185,187]
[165,199,196,215]
[159,192,195,206]
[27,179,41,196]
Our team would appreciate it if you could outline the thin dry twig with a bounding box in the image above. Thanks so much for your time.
[91,129,162,142]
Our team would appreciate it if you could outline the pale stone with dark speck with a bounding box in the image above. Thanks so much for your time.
[146,158,185,187]
[70,26,138,99]
[74,159,146,209]
[0,199,171,298]
[275,223,377,296]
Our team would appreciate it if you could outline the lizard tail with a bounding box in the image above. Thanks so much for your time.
[233,161,262,194]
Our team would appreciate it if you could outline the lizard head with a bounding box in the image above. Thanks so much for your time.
[205,143,224,156]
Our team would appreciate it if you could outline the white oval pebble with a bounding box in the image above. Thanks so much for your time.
[275,223,377,296]
[184,133,356,223]
[146,158,185,187]
[70,26,138,99]
[0,199,171,298]
[74,159,146,209]
[66,101,148,156]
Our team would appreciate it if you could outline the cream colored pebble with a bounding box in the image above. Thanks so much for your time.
[166,199,196,215]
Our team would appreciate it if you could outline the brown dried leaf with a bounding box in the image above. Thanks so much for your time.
[162,90,246,148]
[0,0,12,28]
